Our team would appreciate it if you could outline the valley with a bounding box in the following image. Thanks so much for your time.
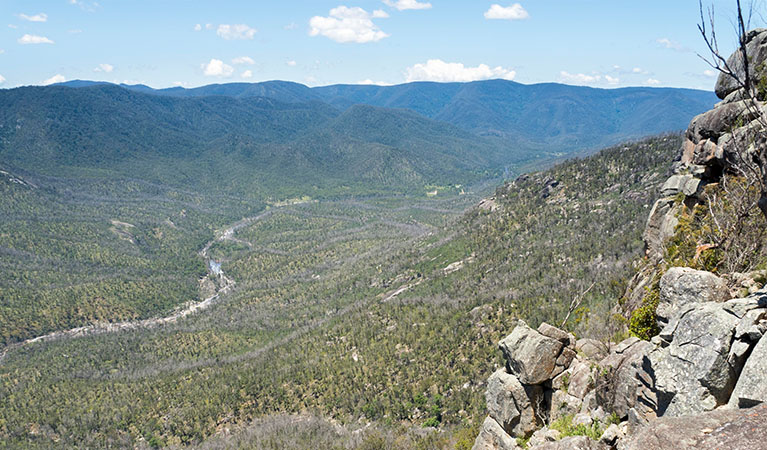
[0,132,680,448]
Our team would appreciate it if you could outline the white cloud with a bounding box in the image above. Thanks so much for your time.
[287,60,297,66]
[19,13,48,22]
[241,70,253,78]
[8,24,18,29]
[0,49,4,54]
[284,23,298,30]
[194,24,202,31]
[560,71,601,85]
[94,63,114,73]
[405,59,516,82]
[309,6,389,43]
[646,78,661,85]
[18,34,54,44]
[656,37,684,51]
[232,56,255,65]
[605,75,619,85]
[358,79,393,86]
[383,0,432,11]
[217,24,257,40]
[703,69,717,77]
[0,74,5,84]
[202,58,234,77]
[42,74,65,85]
[372,10,390,18]
[205,23,214,30]
[484,4,529,20]
[69,0,99,12]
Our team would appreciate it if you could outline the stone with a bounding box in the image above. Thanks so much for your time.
[573,412,593,427]
[599,423,624,447]
[538,322,576,348]
[643,197,680,262]
[472,416,519,450]
[657,267,731,326]
[551,368,572,391]
[715,28,767,99]
[621,404,767,450]
[691,139,723,168]
[527,428,560,448]
[687,101,756,142]
[589,406,607,424]
[531,436,607,450]
[729,332,767,408]
[568,360,595,400]
[549,390,582,422]
[596,338,655,419]
[485,369,544,437]
[579,391,598,415]
[576,339,608,361]
[499,321,565,385]
[553,347,576,378]
[650,302,741,416]
[485,370,522,435]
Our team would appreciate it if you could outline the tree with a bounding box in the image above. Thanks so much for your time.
[698,0,767,221]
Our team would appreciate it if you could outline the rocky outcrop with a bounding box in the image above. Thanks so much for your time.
[621,404,767,450]
[498,321,574,385]
[714,28,767,99]
[474,29,767,449]
[656,267,730,326]
[475,290,767,449]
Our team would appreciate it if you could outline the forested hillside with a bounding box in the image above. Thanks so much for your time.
[0,135,679,448]
[0,85,509,199]
[60,79,715,156]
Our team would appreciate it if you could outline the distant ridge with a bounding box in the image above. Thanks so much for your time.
[56,78,718,154]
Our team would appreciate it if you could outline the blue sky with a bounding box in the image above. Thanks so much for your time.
[0,0,755,90]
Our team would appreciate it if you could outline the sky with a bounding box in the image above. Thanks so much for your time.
[0,0,759,90]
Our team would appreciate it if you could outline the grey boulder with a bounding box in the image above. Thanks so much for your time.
[657,267,730,326]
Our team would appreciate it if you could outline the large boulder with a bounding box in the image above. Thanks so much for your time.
[728,290,767,407]
[650,301,742,416]
[499,321,574,385]
[687,100,757,142]
[729,333,767,408]
[486,369,544,437]
[656,267,731,326]
[620,404,767,450]
[472,416,519,450]
[715,28,767,99]
[595,337,655,419]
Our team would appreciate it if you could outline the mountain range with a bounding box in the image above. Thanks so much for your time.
[58,78,718,154]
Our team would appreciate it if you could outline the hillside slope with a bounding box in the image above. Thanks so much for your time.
[0,85,507,198]
[0,135,679,448]
[62,79,717,155]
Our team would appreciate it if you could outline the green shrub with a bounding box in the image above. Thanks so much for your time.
[629,280,660,341]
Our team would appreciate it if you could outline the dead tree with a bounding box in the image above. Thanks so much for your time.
[698,0,767,221]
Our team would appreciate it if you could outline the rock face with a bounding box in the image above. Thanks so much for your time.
[656,267,730,326]
[485,369,543,437]
[498,322,574,385]
[714,28,767,99]
[473,29,767,450]
[473,416,519,450]
[594,338,655,419]
[621,404,767,450]
[650,302,741,416]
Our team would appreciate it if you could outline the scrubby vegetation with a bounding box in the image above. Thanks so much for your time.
[0,135,680,448]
